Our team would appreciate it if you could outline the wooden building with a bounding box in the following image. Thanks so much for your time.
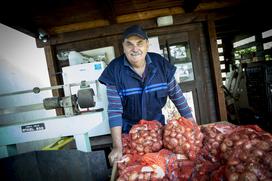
[1,0,271,127]
[1,1,272,180]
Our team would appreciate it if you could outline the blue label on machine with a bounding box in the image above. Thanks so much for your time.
[94,63,102,70]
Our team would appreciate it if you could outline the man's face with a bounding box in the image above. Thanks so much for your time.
[123,35,149,67]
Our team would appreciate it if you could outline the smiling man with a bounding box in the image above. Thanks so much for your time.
[98,25,195,165]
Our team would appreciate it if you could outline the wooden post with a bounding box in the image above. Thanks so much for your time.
[207,19,228,121]
[44,45,64,115]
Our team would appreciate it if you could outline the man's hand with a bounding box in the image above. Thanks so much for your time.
[109,126,123,166]
[108,147,122,166]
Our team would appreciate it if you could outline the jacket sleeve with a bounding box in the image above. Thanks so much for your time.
[106,85,123,128]
[99,61,123,128]
[167,76,193,118]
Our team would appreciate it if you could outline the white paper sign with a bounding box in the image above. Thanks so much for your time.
[148,36,162,55]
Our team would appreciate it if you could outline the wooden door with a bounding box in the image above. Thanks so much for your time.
[150,24,212,124]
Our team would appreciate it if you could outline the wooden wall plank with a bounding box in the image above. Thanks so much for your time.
[207,19,228,121]
[116,7,184,23]
[48,19,110,35]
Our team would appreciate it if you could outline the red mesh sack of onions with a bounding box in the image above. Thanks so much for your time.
[190,154,222,181]
[163,117,203,160]
[200,123,236,163]
[158,149,195,180]
[129,119,163,155]
[219,125,272,180]
[122,134,134,155]
[117,154,142,177]
[117,152,168,181]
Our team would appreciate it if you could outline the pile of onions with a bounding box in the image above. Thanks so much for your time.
[122,134,132,155]
[220,126,272,180]
[163,117,203,160]
[129,120,163,155]
[201,123,236,162]
[117,151,167,181]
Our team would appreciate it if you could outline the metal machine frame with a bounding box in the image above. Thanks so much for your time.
[0,80,109,158]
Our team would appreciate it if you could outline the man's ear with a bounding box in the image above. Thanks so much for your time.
[122,42,125,53]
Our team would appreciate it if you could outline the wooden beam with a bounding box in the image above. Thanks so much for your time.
[183,0,200,13]
[48,19,110,35]
[207,19,228,122]
[195,1,240,12]
[44,45,64,115]
[96,0,116,24]
[116,7,185,23]
[36,8,238,47]
[45,3,239,36]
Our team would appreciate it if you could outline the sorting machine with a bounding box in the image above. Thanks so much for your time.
[0,61,110,158]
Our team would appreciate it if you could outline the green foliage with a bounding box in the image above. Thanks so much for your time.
[234,46,256,59]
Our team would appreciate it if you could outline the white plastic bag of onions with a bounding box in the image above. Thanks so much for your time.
[163,117,203,160]
[129,119,163,155]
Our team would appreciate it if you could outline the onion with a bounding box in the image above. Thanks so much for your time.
[220,143,227,152]
[212,142,219,148]
[238,152,248,161]
[216,134,224,141]
[238,171,257,181]
[231,134,240,141]
[176,133,182,139]
[136,137,144,144]
[144,172,151,180]
[170,131,177,138]
[227,172,239,181]
[252,149,264,157]
[228,158,240,166]
[211,149,218,155]
[209,131,216,138]
[138,173,144,180]
[136,145,144,152]
[235,140,244,146]
[224,138,233,147]
[128,171,138,181]
[131,133,138,140]
[241,134,249,140]
[243,141,252,150]
[152,142,162,151]
[235,164,245,173]
[263,153,272,169]
[170,138,178,147]
[256,141,270,151]
[164,130,171,136]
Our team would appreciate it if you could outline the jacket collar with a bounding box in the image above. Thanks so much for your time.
[123,53,157,81]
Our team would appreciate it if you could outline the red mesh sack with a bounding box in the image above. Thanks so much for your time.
[117,151,167,181]
[129,120,163,155]
[122,134,133,155]
[163,117,203,160]
[201,123,236,163]
[190,154,221,181]
[219,125,272,180]
[117,154,142,176]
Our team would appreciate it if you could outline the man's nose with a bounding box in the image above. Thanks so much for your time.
[131,44,139,51]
